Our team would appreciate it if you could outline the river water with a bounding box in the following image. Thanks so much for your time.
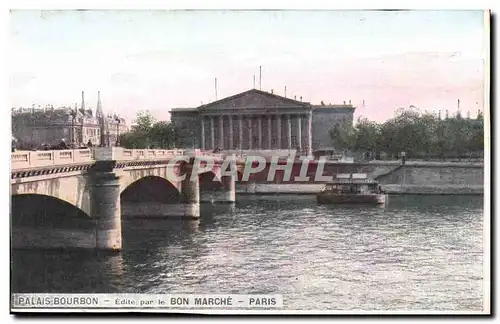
[11,194,485,312]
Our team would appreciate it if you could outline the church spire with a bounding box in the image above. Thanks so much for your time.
[96,91,108,147]
[96,91,104,118]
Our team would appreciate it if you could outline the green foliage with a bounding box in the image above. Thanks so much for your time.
[119,111,178,149]
[150,121,177,148]
[134,110,156,132]
[353,118,380,152]
[329,120,356,152]
[329,108,484,159]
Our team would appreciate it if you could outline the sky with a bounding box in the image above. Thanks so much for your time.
[9,10,487,123]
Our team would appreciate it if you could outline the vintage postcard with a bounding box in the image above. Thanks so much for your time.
[9,8,490,315]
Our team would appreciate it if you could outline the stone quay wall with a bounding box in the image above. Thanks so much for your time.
[235,160,484,195]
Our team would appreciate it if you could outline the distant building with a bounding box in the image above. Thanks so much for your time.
[106,115,128,147]
[11,91,128,149]
[170,89,355,153]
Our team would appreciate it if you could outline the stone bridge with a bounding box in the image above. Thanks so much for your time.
[11,148,482,251]
[11,148,242,251]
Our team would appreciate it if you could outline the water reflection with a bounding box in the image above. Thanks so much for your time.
[11,195,484,311]
[12,250,126,293]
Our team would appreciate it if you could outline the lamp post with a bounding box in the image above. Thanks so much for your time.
[114,114,121,147]
[69,109,77,148]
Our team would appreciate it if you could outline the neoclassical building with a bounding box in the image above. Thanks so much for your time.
[171,89,355,154]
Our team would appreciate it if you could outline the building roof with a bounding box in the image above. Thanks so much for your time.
[313,104,355,109]
[170,89,311,113]
[170,89,357,113]
[170,107,198,112]
[198,89,311,109]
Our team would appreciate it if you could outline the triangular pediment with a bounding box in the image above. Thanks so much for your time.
[198,89,310,111]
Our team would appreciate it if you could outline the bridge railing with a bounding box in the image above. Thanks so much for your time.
[11,149,93,170]
[11,147,235,170]
[92,147,188,161]
[110,148,227,161]
[120,149,186,160]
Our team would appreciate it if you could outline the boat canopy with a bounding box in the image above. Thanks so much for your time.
[329,173,375,184]
[327,179,379,185]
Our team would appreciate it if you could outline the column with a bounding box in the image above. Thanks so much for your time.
[297,115,302,152]
[257,116,262,149]
[219,115,224,149]
[181,162,200,219]
[201,117,205,150]
[267,115,272,149]
[248,117,253,150]
[287,114,292,149]
[210,117,215,150]
[307,111,312,155]
[277,115,282,149]
[229,116,234,150]
[238,116,243,150]
[88,161,122,251]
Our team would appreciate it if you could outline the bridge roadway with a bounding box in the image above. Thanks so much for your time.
[11,147,242,251]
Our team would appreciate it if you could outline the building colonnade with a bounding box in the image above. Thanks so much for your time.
[200,113,312,153]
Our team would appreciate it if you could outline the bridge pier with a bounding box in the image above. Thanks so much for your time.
[218,174,236,203]
[181,163,200,219]
[88,161,122,251]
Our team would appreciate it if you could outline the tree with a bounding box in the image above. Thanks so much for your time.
[412,112,439,156]
[150,121,177,148]
[469,118,484,154]
[119,111,177,149]
[329,120,355,152]
[353,117,380,154]
[120,131,150,149]
[328,107,484,160]
[134,110,156,132]
[377,121,398,157]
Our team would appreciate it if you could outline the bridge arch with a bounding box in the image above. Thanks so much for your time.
[199,171,222,191]
[11,193,96,249]
[11,176,92,216]
[12,193,92,224]
[119,167,182,195]
[121,175,182,203]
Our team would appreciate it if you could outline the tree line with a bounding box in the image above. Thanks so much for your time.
[119,110,178,149]
[330,108,484,160]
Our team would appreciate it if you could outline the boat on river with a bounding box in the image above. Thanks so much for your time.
[316,173,387,205]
